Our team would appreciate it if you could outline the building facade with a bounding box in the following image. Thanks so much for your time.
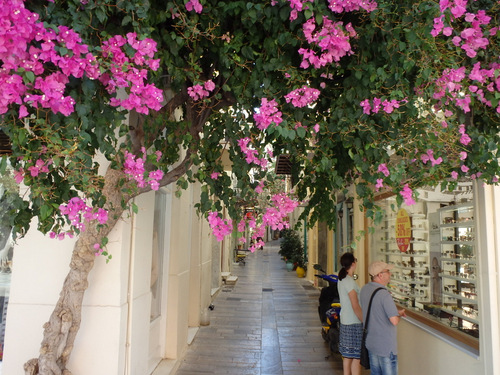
[3,179,236,374]
[303,181,500,375]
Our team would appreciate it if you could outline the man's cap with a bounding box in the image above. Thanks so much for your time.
[368,261,395,277]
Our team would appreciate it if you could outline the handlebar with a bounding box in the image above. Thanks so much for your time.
[315,273,339,284]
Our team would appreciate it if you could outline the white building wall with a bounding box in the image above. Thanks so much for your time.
[4,210,133,375]
[4,180,220,374]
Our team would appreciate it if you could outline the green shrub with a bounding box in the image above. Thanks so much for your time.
[279,229,305,267]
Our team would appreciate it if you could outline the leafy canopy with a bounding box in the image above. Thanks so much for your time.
[0,0,498,248]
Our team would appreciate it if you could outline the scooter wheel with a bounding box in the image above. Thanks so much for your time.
[328,328,339,353]
[321,328,329,342]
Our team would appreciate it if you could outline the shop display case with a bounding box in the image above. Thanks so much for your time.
[438,203,478,337]
[373,202,431,308]
[370,183,479,347]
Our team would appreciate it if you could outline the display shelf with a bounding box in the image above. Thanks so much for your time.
[374,204,430,309]
[437,203,478,337]
[440,307,479,325]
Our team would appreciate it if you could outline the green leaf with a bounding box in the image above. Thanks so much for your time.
[296,126,307,138]
[40,204,53,221]
[25,71,35,83]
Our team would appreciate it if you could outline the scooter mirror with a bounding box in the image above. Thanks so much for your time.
[313,264,324,272]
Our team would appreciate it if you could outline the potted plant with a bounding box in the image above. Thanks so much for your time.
[291,246,306,277]
[279,229,305,274]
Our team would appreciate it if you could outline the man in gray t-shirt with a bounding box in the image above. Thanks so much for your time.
[360,261,406,375]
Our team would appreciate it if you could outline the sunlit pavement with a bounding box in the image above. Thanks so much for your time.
[172,239,369,375]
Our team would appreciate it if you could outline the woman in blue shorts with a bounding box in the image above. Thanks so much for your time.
[338,252,363,375]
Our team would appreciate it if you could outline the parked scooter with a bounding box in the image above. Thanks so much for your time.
[314,264,341,354]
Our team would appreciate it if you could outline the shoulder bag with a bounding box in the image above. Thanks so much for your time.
[360,287,384,369]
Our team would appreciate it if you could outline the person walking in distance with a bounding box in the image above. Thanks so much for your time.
[337,253,363,375]
[360,261,407,375]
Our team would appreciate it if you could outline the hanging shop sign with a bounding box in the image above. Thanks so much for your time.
[395,208,412,252]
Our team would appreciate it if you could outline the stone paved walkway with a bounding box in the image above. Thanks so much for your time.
[173,240,369,375]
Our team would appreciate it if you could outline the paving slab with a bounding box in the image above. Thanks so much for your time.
[172,240,370,375]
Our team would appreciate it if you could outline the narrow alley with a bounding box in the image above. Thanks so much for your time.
[172,240,369,375]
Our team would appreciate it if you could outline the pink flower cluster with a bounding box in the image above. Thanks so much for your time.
[186,0,203,13]
[248,193,300,251]
[187,80,215,101]
[207,211,233,241]
[458,123,471,145]
[433,63,500,114]
[420,149,443,166]
[377,163,390,177]
[101,33,163,114]
[284,86,321,108]
[123,149,165,191]
[253,98,283,130]
[433,4,492,58]
[327,0,378,13]
[14,158,53,183]
[254,195,298,245]
[299,17,356,69]
[432,67,472,112]
[237,138,269,169]
[375,178,385,192]
[287,0,309,21]
[0,1,163,117]
[430,3,499,113]
[208,192,299,248]
[399,184,416,206]
[210,172,221,180]
[255,180,266,194]
[360,98,406,115]
[55,196,109,235]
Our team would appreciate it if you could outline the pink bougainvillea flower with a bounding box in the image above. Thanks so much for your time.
[284,85,321,108]
[255,180,265,194]
[207,211,233,241]
[400,184,416,206]
[185,0,203,13]
[377,163,390,177]
[253,98,283,130]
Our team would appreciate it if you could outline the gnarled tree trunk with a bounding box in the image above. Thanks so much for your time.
[23,145,194,374]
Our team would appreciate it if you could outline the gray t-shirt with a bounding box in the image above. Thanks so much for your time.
[360,282,399,357]
[338,275,361,325]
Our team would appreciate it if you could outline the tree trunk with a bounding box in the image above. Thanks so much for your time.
[22,143,194,374]
[23,169,127,375]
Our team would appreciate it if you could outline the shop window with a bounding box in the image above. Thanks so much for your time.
[370,181,478,345]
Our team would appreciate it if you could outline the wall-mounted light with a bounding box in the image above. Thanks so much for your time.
[346,198,354,211]
[338,198,353,220]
